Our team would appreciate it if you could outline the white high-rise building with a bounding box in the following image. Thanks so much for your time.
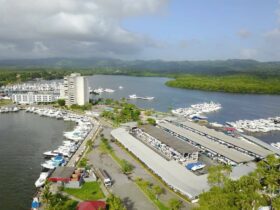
[62,73,89,106]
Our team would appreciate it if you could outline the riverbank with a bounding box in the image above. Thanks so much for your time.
[165,74,280,94]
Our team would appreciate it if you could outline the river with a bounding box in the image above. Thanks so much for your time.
[0,112,74,209]
[0,74,279,209]
[88,75,280,143]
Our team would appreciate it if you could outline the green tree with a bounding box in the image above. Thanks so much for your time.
[42,183,52,207]
[106,194,126,210]
[207,164,232,187]
[152,185,164,199]
[120,159,134,174]
[147,118,156,126]
[168,198,182,210]
[57,99,65,106]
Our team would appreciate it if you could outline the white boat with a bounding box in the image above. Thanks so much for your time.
[210,122,224,128]
[271,142,280,150]
[119,86,123,89]
[191,164,206,171]
[43,151,58,157]
[104,88,115,93]
[35,172,49,188]
[129,94,155,100]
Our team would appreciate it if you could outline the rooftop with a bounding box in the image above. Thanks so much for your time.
[176,120,272,157]
[111,127,209,199]
[157,121,254,163]
[140,124,199,154]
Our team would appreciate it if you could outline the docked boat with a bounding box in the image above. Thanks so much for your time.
[35,172,50,188]
[210,122,224,128]
[271,142,280,150]
[31,197,40,210]
[104,88,115,93]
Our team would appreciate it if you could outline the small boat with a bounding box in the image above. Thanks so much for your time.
[104,88,115,93]
[271,142,280,150]
[35,172,49,188]
[210,122,224,128]
[31,197,40,210]
[119,86,123,89]
[129,94,155,100]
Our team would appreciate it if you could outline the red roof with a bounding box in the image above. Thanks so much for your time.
[77,201,106,210]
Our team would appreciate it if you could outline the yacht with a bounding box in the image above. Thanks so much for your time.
[35,172,50,188]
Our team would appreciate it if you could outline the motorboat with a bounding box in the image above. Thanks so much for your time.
[31,197,40,210]
[35,172,49,188]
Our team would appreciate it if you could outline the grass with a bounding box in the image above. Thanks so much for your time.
[64,182,105,201]
[0,99,13,106]
[135,179,169,210]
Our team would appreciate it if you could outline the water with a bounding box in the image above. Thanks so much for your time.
[0,75,280,209]
[0,112,74,210]
[88,75,280,143]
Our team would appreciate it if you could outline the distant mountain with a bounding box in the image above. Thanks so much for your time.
[0,58,280,75]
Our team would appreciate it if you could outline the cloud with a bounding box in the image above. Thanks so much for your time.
[0,0,168,58]
[240,48,258,59]
[237,29,252,38]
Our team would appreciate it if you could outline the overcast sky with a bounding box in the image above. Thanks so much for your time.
[0,0,280,61]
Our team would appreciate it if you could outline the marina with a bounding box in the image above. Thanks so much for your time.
[227,116,280,133]
[171,102,222,119]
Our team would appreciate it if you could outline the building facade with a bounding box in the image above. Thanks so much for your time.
[11,92,59,104]
[62,73,89,106]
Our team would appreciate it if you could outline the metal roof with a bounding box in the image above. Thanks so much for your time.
[176,120,272,157]
[111,128,209,199]
[140,124,199,154]
[157,121,254,163]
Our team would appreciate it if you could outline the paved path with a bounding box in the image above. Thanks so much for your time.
[88,136,156,210]
[67,119,100,167]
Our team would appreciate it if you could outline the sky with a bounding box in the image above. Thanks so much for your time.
[0,0,280,61]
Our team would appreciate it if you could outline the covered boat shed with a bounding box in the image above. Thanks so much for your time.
[48,166,75,182]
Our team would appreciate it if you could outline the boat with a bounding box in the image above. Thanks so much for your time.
[43,151,58,157]
[128,94,155,100]
[186,162,206,171]
[104,88,115,93]
[119,86,123,89]
[35,172,49,188]
[31,197,40,210]
[271,142,280,150]
[210,122,224,128]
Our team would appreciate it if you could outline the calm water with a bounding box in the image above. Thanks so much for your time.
[1,75,280,209]
[88,75,280,143]
[0,112,74,210]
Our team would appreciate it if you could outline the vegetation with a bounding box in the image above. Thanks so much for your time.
[106,194,127,210]
[77,157,88,168]
[64,182,105,201]
[166,74,280,94]
[135,178,169,210]
[119,159,135,174]
[99,137,135,174]
[70,103,92,111]
[147,118,156,126]
[57,99,66,106]
[195,155,280,210]
[101,101,141,126]
[0,99,13,106]
[42,183,78,210]
[168,198,183,210]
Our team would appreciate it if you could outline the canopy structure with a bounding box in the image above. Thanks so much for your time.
[76,201,106,210]
[49,166,75,182]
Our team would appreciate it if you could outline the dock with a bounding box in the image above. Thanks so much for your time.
[66,119,100,167]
